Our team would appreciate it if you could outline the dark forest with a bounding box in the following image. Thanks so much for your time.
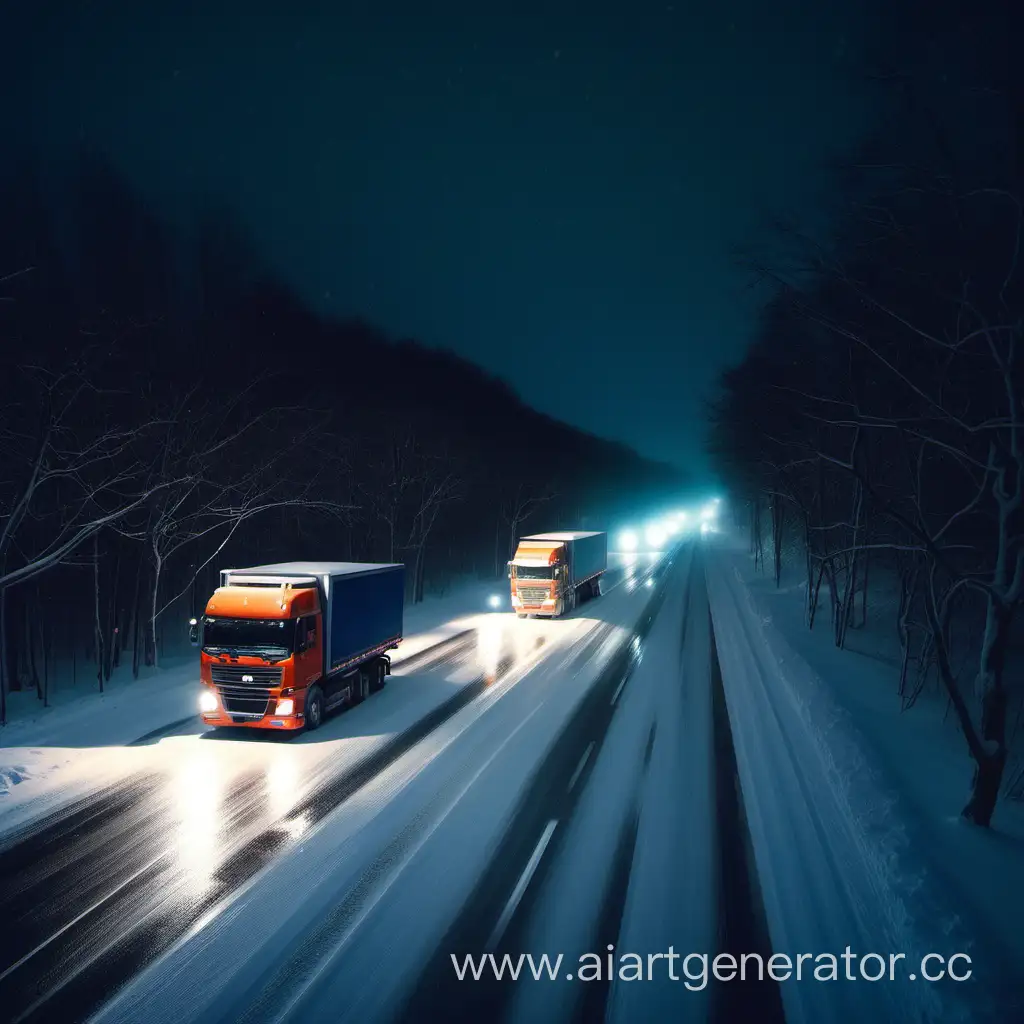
[709,2,1023,826]
[0,155,682,722]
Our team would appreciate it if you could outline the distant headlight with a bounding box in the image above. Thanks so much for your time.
[199,690,218,713]
[645,524,666,549]
[275,698,295,715]
[488,594,502,609]
[618,530,639,551]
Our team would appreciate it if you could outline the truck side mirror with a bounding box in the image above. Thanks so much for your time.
[189,618,199,646]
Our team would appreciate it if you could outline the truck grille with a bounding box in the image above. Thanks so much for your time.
[215,684,272,717]
[518,586,550,605]
[210,665,284,686]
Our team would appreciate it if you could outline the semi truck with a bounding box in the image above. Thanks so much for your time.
[192,561,404,732]
[508,531,607,618]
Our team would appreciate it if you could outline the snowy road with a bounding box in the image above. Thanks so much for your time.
[2,542,1016,1024]
[0,555,665,1024]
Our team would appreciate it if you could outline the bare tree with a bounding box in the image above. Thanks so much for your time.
[0,365,189,593]
[118,387,351,666]
[497,481,556,575]
[359,426,462,601]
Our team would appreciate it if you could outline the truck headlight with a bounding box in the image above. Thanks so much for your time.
[275,698,295,716]
[199,690,218,713]
[511,595,522,605]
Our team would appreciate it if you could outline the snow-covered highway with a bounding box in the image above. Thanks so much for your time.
[1,542,1020,1024]
[0,554,666,1023]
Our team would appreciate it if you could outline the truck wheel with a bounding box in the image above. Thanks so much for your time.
[516,612,527,620]
[351,668,369,705]
[304,685,324,732]
[369,658,386,692]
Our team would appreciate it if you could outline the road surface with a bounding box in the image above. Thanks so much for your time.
[0,543,1016,1024]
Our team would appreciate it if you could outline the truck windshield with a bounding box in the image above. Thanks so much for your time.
[514,565,553,580]
[202,616,294,656]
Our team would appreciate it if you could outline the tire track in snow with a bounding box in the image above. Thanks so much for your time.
[395,550,684,1024]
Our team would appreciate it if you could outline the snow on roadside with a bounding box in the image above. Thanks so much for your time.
[707,548,1011,1023]
[0,578,504,829]
[729,546,1024,1017]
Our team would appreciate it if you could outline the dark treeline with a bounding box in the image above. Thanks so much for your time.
[0,153,683,723]
[710,2,1023,826]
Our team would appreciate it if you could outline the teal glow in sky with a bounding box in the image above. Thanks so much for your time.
[8,0,867,474]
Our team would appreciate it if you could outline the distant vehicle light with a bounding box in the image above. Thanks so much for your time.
[275,698,295,715]
[700,521,710,535]
[619,530,639,551]
[488,594,502,609]
[645,524,666,549]
[700,504,716,521]
[645,578,654,588]
[199,690,218,713]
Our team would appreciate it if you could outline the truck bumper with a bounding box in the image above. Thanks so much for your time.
[199,685,306,731]
[201,711,305,730]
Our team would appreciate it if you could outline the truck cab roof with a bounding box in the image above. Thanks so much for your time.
[521,532,604,541]
[205,584,320,619]
[223,561,402,579]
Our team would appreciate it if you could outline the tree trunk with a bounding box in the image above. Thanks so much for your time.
[132,585,143,679]
[859,545,870,628]
[808,558,826,631]
[39,600,49,707]
[771,496,783,586]
[128,556,143,679]
[413,545,426,603]
[108,545,122,673]
[0,586,7,726]
[961,600,1013,826]
[962,748,1007,827]
[896,567,916,699]
[94,533,105,692]
[147,551,162,669]
[26,591,39,696]
[104,550,118,682]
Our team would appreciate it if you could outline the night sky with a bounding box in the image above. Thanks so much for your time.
[8,0,866,474]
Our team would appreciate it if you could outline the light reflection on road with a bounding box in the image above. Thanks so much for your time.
[172,749,223,894]
[266,752,301,820]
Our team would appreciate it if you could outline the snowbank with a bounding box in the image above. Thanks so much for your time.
[707,547,1017,1023]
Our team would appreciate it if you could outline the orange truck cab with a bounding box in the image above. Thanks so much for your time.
[509,531,607,618]
[193,561,403,732]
